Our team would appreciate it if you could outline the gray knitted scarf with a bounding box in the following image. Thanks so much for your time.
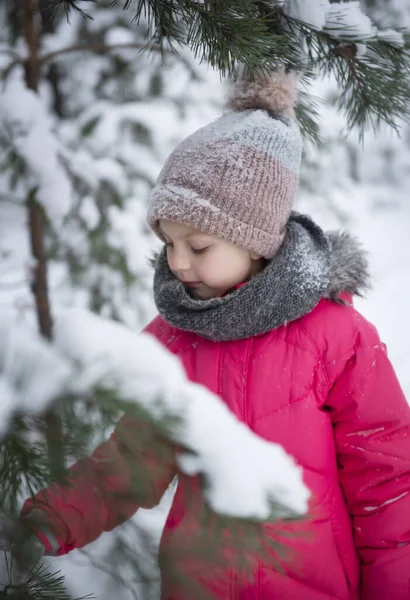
[153,213,369,342]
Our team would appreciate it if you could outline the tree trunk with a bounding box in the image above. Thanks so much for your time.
[19,0,64,479]
[39,0,65,117]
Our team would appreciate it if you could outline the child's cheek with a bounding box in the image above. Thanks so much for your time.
[199,256,218,285]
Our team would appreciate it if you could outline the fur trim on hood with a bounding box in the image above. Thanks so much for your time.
[325,230,370,302]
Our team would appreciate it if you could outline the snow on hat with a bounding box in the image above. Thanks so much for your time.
[147,67,302,258]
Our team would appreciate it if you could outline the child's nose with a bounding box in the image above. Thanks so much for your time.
[168,247,191,272]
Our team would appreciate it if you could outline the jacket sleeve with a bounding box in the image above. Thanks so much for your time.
[325,317,410,600]
[21,316,177,555]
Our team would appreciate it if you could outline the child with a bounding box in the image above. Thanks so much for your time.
[20,69,410,600]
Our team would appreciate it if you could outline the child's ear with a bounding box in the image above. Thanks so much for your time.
[250,251,262,261]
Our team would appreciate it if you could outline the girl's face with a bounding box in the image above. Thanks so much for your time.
[159,219,264,300]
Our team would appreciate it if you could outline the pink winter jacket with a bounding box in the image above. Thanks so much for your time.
[22,300,410,599]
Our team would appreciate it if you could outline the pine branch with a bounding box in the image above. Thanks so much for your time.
[293,84,321,146]
[282,12,410,138]
[4,43,172,89]
[0,419,50,514]
[37,41,165,64]
[45,0,97,20]
[0,46,19,59]
[49,0,410,138]
[6,0,409,139]
[0,558,94,600]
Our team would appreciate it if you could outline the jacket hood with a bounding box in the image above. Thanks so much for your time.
[325,230,370,301]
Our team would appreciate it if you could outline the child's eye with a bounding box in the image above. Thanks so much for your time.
[191,246,209,255]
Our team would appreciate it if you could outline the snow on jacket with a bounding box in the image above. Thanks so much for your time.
[22,215,410,599]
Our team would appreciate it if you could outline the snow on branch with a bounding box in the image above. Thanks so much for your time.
[283,0,405,47]
[324,2,375,40]
[0,307,309,520]
[0,80,72,222]
[54,309,310,521]
[282,0,330,31]
[376,29,406,49]
[0,317,72,438]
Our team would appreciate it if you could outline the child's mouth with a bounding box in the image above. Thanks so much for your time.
[184,281,201,288]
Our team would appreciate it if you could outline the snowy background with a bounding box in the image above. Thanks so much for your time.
[1,0,410,598]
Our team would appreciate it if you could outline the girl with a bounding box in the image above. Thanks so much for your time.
[20,70,410,599]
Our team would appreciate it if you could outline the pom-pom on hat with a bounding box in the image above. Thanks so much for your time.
[147,67,302,259]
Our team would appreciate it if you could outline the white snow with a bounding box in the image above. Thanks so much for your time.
[93,157,128,196]
[107,201,154,275]
[163,184,221,213]
[376,28,405,48]
[282,0,330,30]
[53,308,310,520]
[105,26,136,47]
[355,42,368,58]
[41,11,82,54]
[79,195,100,229]
[363,491,409,512]
[324,2,376,40]
[0,80,73,222]
[0,317,72,438]
[284,0,400,49]
[346,427,385,438]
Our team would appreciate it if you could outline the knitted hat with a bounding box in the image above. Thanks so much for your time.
[147,67,302,258]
